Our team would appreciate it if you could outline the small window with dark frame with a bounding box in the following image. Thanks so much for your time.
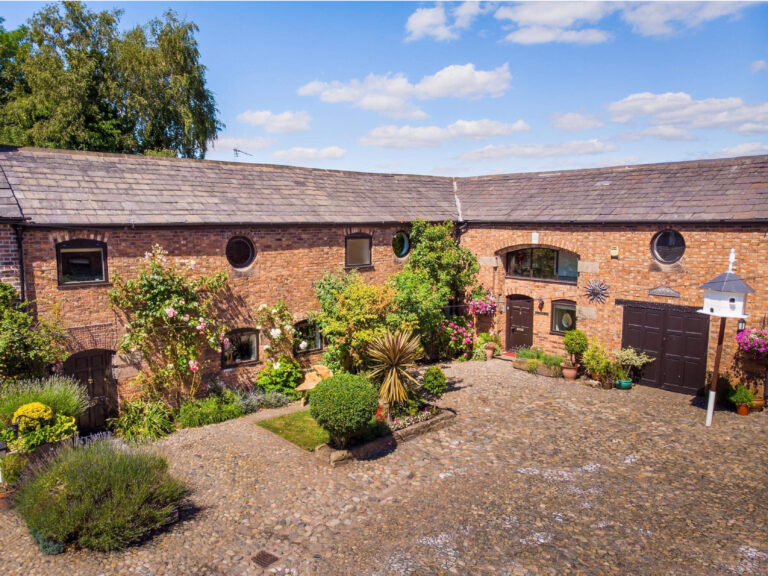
[226,236,256,269]
[506,247,579,284]
[221,329,259,368]
[551,300,577,334]
[651,230,685,264]
[345,234,372,268]
[56,239,107,285]
[293,320,323,354]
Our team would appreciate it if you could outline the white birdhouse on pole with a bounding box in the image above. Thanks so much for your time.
[698,249,755,427]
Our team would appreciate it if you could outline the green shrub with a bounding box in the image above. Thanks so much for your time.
[239,389,290,412]
[541,353,565,368]
[15,440,185,553]
[515,347,538,359]
[471,346,486,361]
[3,413,77,453]
[526,359,539,374]
[309,374,378,447]
[0,376,90,427]
[368,330,422,408]
[729,385,755,407]
[255,357,303,400]
[177,389,243,428]
[563,330,588,362]
[0,452,27,486]
[582,340,614,385]
[422,366,447,398]
[108,400,176,443]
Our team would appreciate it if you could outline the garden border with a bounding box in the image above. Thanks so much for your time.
[314,408,457,467]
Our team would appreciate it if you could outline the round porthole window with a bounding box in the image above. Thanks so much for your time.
[226,236,255,269]
[392,231,411,258]
[651,230,685,264]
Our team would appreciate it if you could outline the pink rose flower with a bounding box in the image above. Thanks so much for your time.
[188,359,199,372]
[165,307,177,318]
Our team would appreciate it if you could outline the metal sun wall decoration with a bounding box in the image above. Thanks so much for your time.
[584,280,610,304]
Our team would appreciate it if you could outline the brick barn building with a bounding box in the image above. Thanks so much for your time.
[0,146,766,428]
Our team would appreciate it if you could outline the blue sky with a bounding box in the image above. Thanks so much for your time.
[3,1,768,175]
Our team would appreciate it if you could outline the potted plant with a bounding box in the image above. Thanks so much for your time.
[561,330,588,381]
[613,347,654,390]
[729,385,755,416]
[483,341,497,361]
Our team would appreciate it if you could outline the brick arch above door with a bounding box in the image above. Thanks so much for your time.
[66,323,120,354]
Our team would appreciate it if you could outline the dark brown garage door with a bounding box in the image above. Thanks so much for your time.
[620,301,710,395]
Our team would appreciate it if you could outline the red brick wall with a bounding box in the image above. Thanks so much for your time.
[23,224,409,391]
[0,224,21,294]
[459,223,768,391]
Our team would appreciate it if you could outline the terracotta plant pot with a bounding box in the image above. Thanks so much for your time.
[0,489,14,511]
[736,404,750,416]
[751,398,765,411]
[561,362,579,381]
[485,347,495,361]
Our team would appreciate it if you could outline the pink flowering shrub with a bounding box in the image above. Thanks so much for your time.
[109,244,228,407]
[467,288,497,316]
[735,328,768,356]
[438,316,474,360]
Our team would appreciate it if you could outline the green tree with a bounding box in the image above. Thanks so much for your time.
[407,220,479,298]
[0,282,68,379]
[0,3,221,158]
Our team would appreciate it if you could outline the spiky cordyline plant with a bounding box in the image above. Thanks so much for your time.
[367,330,422,408]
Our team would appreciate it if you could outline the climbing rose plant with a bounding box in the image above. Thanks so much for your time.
[255,301,295,362]
[109,245,228,407]
[735,328,768,356]
[467,287,497,316]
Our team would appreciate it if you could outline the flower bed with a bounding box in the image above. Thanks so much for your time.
[390,404,440,431]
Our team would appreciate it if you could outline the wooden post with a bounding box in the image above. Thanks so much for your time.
[706,317,727,427]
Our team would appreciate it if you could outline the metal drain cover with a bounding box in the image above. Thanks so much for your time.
[252,550,279,568]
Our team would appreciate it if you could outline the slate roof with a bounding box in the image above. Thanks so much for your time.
[0,146,767,226]
[701,272,755,294]
[458,155,768,224]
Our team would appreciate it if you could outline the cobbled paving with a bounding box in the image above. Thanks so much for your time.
[1,361,766,575]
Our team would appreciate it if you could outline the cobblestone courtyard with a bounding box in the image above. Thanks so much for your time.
[2,361,767,575]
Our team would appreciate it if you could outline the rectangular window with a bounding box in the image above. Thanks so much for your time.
[552,301,577,334]
[222,330,259,368]
[294,321,323,354]
[58,243,107,285]
[346,235,372,268]
[506,248,578,284]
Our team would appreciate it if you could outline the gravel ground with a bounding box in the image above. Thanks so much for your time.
[1,360,766,576]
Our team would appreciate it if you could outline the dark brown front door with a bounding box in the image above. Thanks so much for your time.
[63,349,117,433]
[506,296,533,351]
[621,303,710,395]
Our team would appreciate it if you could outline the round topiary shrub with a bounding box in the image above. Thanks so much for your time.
[309,374,378,447]
[422,366,447,398]
[563,330,588,361]
[15,439,186,553]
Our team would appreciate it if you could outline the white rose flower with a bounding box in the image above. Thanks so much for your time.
[256,325,262,330]
[272,308,278,315]
[299,341,308,350]
[273,362,281,370]
[270,328,282,339]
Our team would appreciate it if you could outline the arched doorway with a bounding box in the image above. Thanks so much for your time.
[63,349,117,433]
[506,295,533,351]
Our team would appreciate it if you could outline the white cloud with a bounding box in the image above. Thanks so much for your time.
[460,139,615,161]
[272,146,346,161]
[752,60,768,73]
[415,64,511,99]
[236,110,312,133]
[620,2,747,37]
[489,1,750,45]
[551,112,604,131]
[737,123,768,135]
[360,119,530,149]
[621,125,694,141]
[299,63,512,119]
[210,136,274,154]
[608,92,768,133]
[405,2,491,42]
[721,142,768,156]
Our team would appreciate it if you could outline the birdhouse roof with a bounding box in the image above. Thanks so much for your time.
[700,272,755,294]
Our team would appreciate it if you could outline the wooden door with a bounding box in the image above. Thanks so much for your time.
[506,296,533,351]
[621,304,710,395]
[63,349,117,433]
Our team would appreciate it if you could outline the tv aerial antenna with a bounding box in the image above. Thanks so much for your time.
[233,148,253,160]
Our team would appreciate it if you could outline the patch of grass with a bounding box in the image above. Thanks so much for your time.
[257,409,391,451]
[257,410,330,451]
